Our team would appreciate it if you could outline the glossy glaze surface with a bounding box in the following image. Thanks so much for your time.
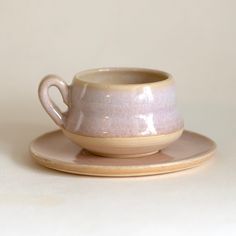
[39,68,184,138]
[66,77,183,137]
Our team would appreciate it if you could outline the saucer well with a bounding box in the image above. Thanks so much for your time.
[30,130,216,177]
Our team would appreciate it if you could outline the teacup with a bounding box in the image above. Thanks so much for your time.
[38,68,184,158]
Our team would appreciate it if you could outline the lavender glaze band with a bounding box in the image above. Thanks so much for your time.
[39,68,184,138]
[39,68,184,157]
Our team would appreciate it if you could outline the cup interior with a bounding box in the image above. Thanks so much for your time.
[75,68,170,85]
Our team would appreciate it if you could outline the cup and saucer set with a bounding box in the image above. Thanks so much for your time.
[30,68,216,177]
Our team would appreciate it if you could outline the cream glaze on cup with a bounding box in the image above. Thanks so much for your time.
[38,68,184,158]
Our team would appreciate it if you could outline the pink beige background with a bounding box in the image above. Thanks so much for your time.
[0,0,235,236]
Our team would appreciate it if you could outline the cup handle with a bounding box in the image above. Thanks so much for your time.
[38,75,69,128]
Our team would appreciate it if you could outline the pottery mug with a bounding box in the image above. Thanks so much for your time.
[38,68,184,158]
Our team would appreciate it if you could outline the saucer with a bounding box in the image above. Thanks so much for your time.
[30,130,216,177]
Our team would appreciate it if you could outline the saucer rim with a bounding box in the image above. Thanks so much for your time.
[30,130,216,177]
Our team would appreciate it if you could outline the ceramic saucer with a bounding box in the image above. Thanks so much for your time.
[30,130,216,177]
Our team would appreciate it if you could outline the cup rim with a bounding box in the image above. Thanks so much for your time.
[73,67,173,89]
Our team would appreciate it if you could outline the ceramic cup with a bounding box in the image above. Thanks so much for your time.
[38,68,184,158]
